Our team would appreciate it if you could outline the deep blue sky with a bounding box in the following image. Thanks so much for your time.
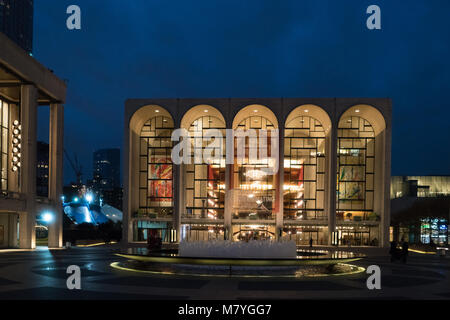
[33,0,450,184]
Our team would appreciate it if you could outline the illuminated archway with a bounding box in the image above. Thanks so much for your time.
[336,104,387,246]
[180,105,226,239]
[129,105,175,241]
[283,105,332,245]
[231,105,278,227]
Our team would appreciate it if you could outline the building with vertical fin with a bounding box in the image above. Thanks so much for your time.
[0,32,66,249]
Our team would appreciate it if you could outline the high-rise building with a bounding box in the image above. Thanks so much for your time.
[36,141,49,197]
[93,148,120,191]
[0,0,34,53]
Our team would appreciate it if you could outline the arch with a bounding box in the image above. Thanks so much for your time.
[285,104,332,135]
[128,104,176,232]
[232,104,278,129]
[336,104,385,234]
[130,105,174,136]
[180,104,225,130]
[338,104,386,136]
[179,105,226,224]
[283,105,330,226]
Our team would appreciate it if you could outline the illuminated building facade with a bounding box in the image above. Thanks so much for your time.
[124,98,392,247]
[391,176,450,245]
[0,32,66,249]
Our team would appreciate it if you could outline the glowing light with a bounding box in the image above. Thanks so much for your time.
[73,197,79,203]
[355,109,360,113]
[42,212,54,223]
[244,169,267,180]
[85,193,93,203]
[155,109,160,113]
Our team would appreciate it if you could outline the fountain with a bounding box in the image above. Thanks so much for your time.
[179,240,297,259]
[113,240,366,278]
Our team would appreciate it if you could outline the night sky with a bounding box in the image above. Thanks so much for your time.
[32,0,450,184]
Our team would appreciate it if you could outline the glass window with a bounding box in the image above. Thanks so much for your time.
[284,116,326,221]
[337,116,375,221]
[138,116,174,218]
[232,115,276,221]
[0,99,10,191]
[184,116,226,220]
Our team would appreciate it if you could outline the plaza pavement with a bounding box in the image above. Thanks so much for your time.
[0,244,449,300]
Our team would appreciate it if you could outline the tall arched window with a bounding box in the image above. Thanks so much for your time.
[184,115,226,220]
[337,116,375,221]
[233,115,276,221]
[284,115,326,221]
[139,115,174,218]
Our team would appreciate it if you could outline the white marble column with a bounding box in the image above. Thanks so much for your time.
[48,103,64,248]
[173,163,182,242]
[327,125,338,245]
[275,128,284,240]
[224,164,233,240]
[19,84,37,249]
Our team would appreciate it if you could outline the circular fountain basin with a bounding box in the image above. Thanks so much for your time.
[112,247,365,278]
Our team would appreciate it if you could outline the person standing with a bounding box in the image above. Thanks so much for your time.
[309,237,313,248]
[401,241,409,263]
[390,241,398,262]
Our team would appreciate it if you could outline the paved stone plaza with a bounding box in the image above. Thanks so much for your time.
[0,245,449,300]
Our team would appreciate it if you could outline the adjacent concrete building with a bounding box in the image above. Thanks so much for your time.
[0,32,66,249]
[123,98,392,247]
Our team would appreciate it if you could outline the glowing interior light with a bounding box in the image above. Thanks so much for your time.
[355,109,360,113]
[155,109,160,113]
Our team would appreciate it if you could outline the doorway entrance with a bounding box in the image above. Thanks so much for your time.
[232,224,275,241]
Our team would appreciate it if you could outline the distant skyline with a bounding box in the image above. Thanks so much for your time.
[32,0,450,184]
